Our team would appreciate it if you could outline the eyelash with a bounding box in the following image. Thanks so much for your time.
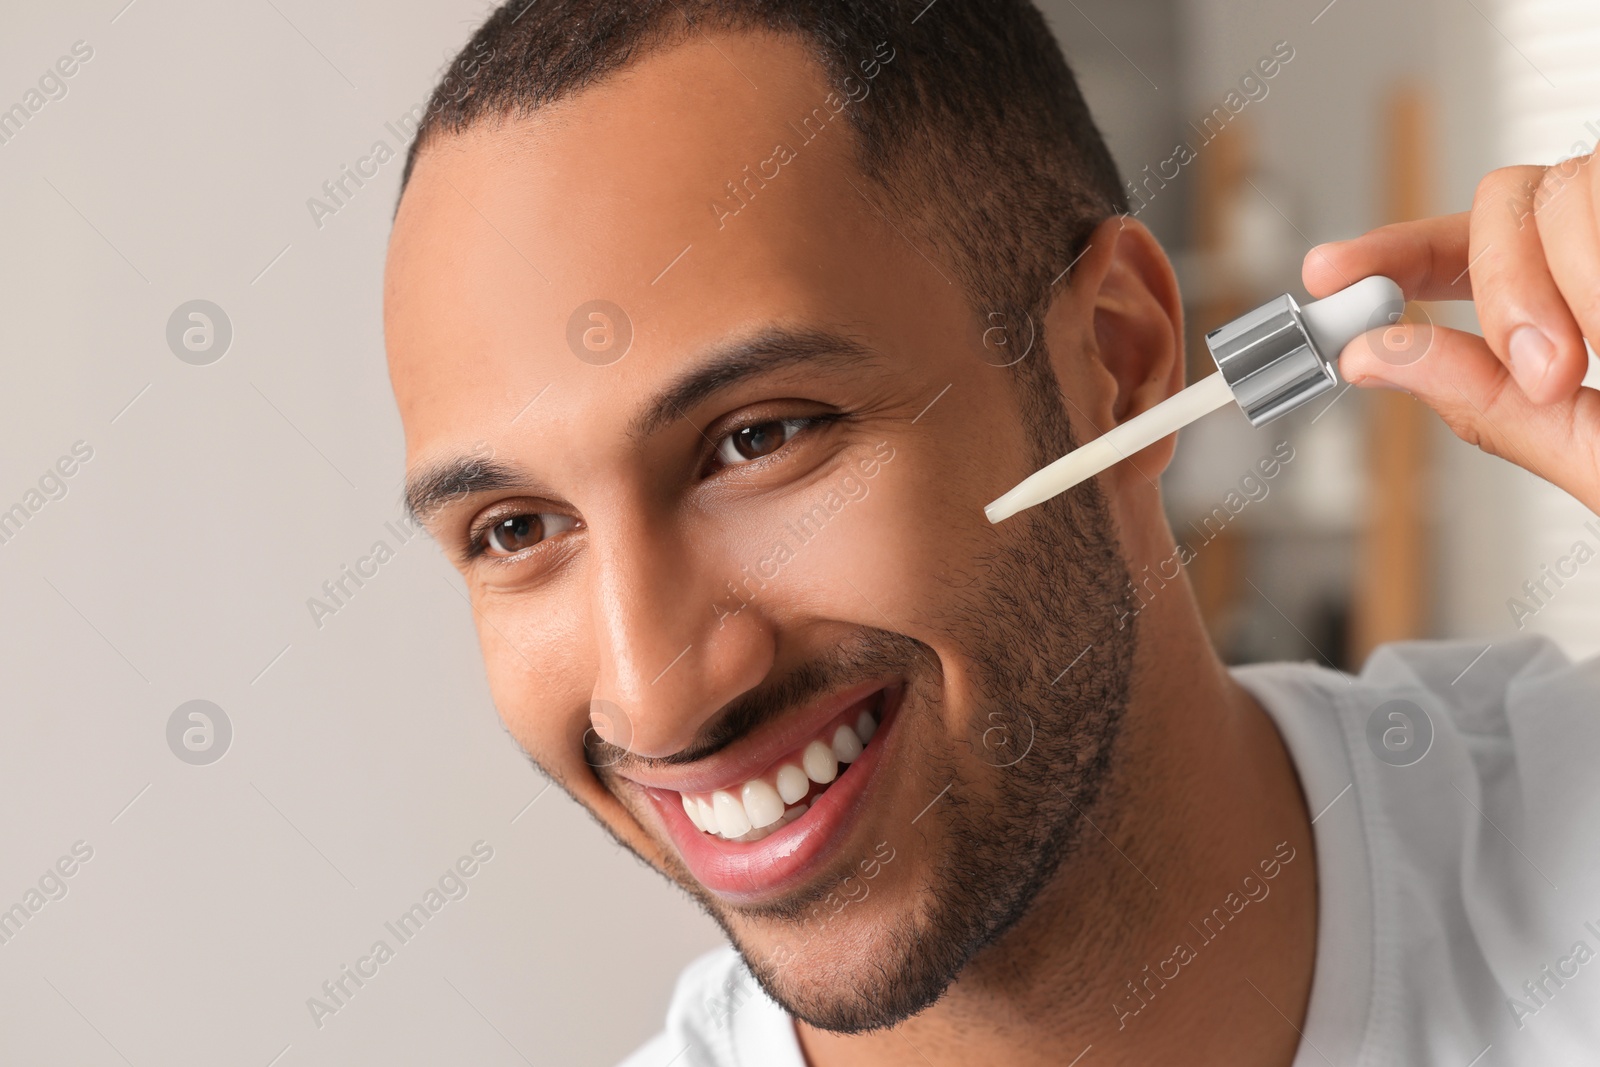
[464,511,578,562]
[706,413,839,472]
[463,412,840,563]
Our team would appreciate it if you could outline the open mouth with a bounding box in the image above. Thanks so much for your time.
[636,680,905,901]
[677,687,887,844]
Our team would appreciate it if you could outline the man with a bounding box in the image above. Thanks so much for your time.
[382,1,1600,1063]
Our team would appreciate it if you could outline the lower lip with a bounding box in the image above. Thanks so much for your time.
[644,686,903,904]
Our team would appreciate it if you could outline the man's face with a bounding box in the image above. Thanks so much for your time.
[386,31,1135,1029]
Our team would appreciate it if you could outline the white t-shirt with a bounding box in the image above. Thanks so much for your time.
[620,636,1600,1066]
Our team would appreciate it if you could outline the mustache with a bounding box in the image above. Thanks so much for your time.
[585,628,933,772]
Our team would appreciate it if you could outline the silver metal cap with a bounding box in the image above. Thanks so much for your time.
[1204,293,1336,427]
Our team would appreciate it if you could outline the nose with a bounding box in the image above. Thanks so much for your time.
[587,519,774,760]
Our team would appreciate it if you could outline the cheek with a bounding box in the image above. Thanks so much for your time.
[786,484,934,614]
[708,459,959,628]
[724,453,998,722]
[473,594,593,774]
[812,451,993,617]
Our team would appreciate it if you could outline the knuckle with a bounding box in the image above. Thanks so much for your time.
[1445,416,1487,452]
[1477,367,1517,419]
[1471,178,1497,217]
[1534,168,1576,222]
[1474,166,1519,207]
[1476,165,1542,224]
[1464,239,1509,299]
[1441,404,1498,457]
[1533,154,1597,224]
[1439,372,1515,456]
[1428,388,1492,451]
[1535,164,1565,198]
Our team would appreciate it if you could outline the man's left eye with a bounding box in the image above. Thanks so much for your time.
[714,418,812,465]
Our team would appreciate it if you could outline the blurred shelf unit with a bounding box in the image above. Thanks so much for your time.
[1165,92,1436,670]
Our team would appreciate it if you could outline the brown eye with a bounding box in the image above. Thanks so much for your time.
[488,515,542,554]
[715,418,807,465]
[481,512,578,557]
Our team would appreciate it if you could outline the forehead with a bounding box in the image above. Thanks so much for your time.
[384,30,947,462]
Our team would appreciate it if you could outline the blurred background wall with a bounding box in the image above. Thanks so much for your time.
[0,0,1593,1064]
[1063,0,1600,669]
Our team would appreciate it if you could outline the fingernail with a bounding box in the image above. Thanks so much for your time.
[1509,326,1555,396]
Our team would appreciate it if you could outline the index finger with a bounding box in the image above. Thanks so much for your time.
[1303,212,1474,302]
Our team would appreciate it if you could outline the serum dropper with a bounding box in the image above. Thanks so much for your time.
[984,275,1406,524]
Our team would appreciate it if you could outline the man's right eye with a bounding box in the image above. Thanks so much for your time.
[475,511,579,558]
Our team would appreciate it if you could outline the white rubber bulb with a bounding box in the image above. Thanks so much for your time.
[1301,275,1405,361]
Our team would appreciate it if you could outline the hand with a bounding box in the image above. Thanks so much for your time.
[1303,152,1600,515]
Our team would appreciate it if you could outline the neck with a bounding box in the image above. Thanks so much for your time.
[798,536,1318,1067]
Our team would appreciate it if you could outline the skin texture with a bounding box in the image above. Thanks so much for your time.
[385,29,1325,1067]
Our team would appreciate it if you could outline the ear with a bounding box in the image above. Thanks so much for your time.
[1043,216,1186,488]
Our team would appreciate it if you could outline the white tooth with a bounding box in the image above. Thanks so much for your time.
[695,797,717,833]
[802,740,837,784]
[712,790,751,837]
[742,779,785,829]
[855,709,877,744]
[682,793,705,831]
[736,807,805,843]
[832,724,864,763]
[776,763,810,804]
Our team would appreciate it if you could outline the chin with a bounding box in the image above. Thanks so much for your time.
[724,864,963,1034]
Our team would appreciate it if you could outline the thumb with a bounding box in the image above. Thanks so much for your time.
[1338,322,1600,513]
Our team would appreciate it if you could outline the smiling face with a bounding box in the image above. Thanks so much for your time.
[386,30,1142,1030]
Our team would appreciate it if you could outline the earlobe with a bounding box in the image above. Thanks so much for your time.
[1048,216,1186,482]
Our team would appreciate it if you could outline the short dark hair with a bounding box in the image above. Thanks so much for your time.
[400,0,1128,363]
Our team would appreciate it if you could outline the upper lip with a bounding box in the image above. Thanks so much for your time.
[612,677,895,796]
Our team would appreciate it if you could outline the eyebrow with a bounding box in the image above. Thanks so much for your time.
[404,457,528,527]
[629,326,877,439]
[403,326,879,526]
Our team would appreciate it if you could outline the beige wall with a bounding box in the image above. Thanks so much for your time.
[0,4,720,1064]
